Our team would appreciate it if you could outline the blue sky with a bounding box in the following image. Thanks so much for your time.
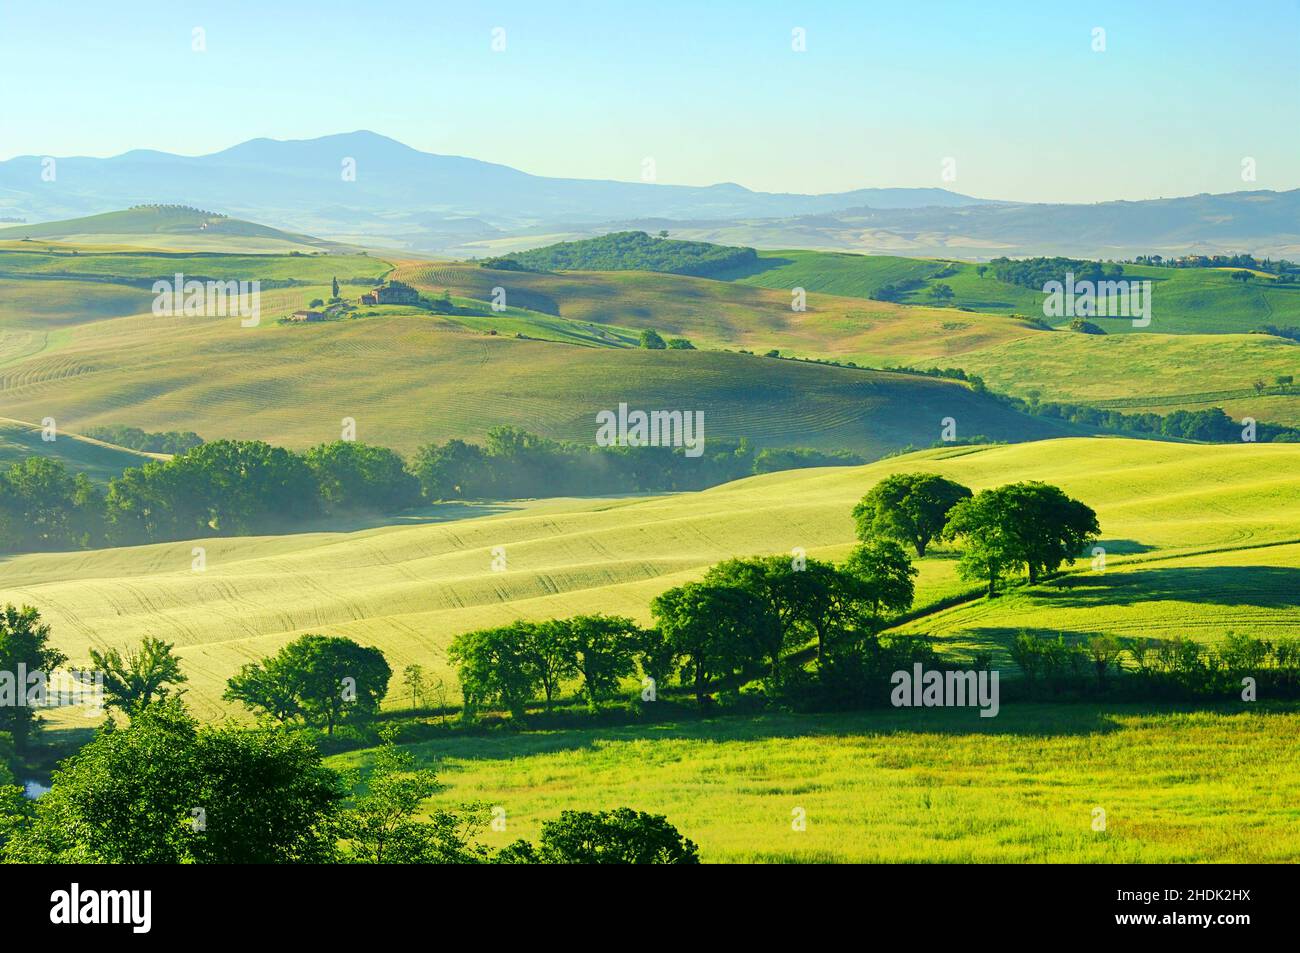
[1,0,1296,202]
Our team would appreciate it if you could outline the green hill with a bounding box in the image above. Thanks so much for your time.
[0,416,159,481]
[484,230,757,277]
[0,206,344,254]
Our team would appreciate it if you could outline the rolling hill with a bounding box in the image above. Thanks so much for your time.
[0,415,160,481]
[4,437,1296,721]
[0,205,344,254]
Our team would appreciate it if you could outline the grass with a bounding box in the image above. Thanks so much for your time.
[6,437,1297,721]
[326,703,1300,862]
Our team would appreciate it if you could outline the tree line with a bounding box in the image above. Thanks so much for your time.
[0,428,862,554]
[480,230,758,278]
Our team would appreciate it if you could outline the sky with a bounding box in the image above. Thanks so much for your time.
[1,0,1297,203]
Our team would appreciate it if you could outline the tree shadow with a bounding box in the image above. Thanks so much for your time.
[1028,565,1300,610]
[376,699,1287,772]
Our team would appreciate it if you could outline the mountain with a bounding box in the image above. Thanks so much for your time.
[0,131,984,249]
[2,131,1297,259]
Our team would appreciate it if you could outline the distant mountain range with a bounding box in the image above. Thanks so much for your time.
[2,131,1297,259]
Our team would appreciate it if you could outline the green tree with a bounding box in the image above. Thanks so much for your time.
[942,489,1021,596]
[339,735,489,864]
[89,637,188,715]
[639,328,667,349]
[842,539,919,621]
[0,605,66,749]
[331,276,340,299]
[448,623,539,720]
[3,702,342,863]
[558,615,638,710]
[401,663,427,710]
[853,472,972,556]
[523,620,575,710]
[500,808,698,864]
[303,441,420,513]
[650,583,762,707]
[999,482,1100,584]
[224,635,390,734]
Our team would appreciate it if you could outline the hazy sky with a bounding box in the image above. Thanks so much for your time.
[2,0,1296,202]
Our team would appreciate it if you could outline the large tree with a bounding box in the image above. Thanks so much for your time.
[999,482,1100,584]
[650,583,763,707]
[852,472,972,556]
[557,615,639,710]
[942,482,1098,594]
[448,623,539,720]
[224,634,390,734]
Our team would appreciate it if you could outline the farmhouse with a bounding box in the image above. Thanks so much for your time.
[287,310,324,322]
[359,280,420,306]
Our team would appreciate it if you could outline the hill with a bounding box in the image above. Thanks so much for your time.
[0,415,160,481]
[0,205,343,254]
[483,230,758,277]
[4,437,1296,720]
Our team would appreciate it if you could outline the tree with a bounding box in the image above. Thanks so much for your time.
[929,283,954,302]
[999,482,1100,584]
[224,654,304,724]
[339,735,489,864]
[650,583,762,706]
[401,663,427,710]
[310,297,325,307]
[701,557,798,680]
[853,472,973,556]
[303,441,420,513]
[89,637,188,715]
[558,615,638,710]
[943,482,1099,594]
[1230,270,1252,283]
[639,328,667,349]
[448,624,539,720]
[3,702,342,863]
[224,635,390,734]
[0,605,66,749]
[331,276,340,299]
[522,621,574,710]
[842,539,918,621]
[942,489,1021,596]
[500,808,698,864]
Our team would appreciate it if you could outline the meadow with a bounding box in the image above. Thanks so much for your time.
[328,704,1300,863]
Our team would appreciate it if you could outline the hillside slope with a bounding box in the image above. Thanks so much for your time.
[4,437,1296,719]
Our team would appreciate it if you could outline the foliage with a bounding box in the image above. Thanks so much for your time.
[89,636,188,715]
[488,231,757,278]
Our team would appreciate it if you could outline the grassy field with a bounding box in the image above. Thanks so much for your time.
[395,258,1300,427]
[4,437,1296,720]
[327,704,1300,863]
[710,250,1300,334]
